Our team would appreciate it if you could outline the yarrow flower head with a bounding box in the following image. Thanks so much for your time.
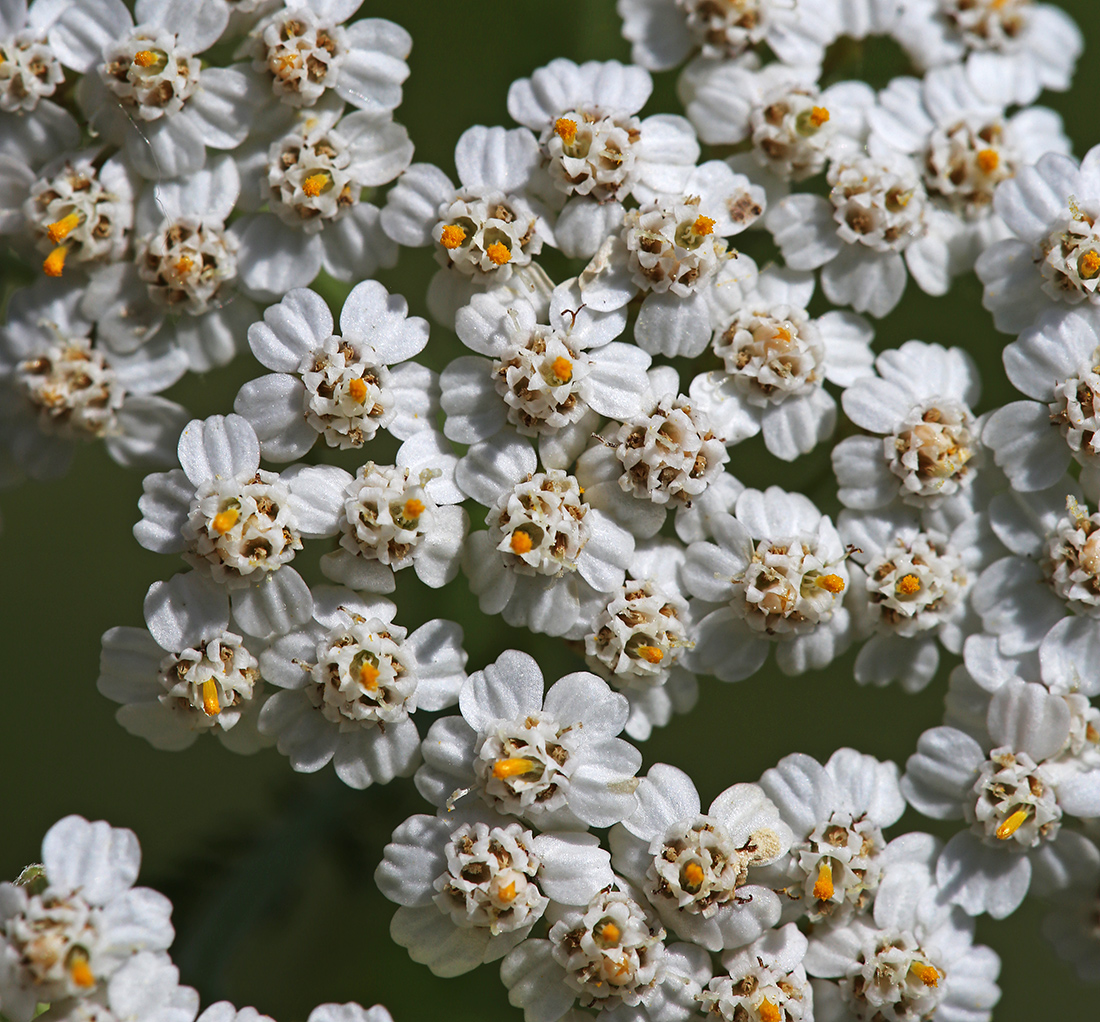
[0,0,66,115]
[699,924,812,1022]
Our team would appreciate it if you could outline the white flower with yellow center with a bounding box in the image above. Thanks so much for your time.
[700,925,811,1022]
[259,587,467,789]
[98,26,199,120]
[458,434,634,639]
[0,816,174,1022]
[98,570,270,754]
[416,650,642,830]
[684,485,853,681]
[376,809,615,978]
[611,764,791,950]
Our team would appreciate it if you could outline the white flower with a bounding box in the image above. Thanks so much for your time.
[0,277,188,480]
[757,749,907,927]
[233,102,407,292]
[584,539,698,742]
[617,0,832,72]
[893,0,1082,105]
[501,878,711,1022]
[839,506,994,692]
[375,808,614,977]
[444,279,650,468]
[245,2,410,113]
[580,162,765,358]
[976,146,1100,334]
[766,149,940,318]
[458,433,634,639]
[689,266,875,461]
[506,57,700,257]
[683,485,853,680]
[804,838,1001,1022]
[902,679,1100,918]
[0,0,66,115]
[36,953,198,1022]
[609,763,791,951]
[699,924,812,1022]
[832,340,982,513]
[50,0,256,179]
[984,304,1100,491]
[0,816,174,1022]
[381,125,553,325]
[415,649,642,830]
[98,570,270,753]
[320,433,469,594]
[258,586,466,789]
[234,282,434,462]
[133,413,346,638]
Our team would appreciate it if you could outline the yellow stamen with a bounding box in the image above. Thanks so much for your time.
[201,679,220,716]
[174,255,194,276]
[440,224,467,249]
[403,498,425,520]
[895,573,922,596]
[359,662,380,691]
[1079,250,1100,280]
[692,215,715,237]
[774,326,792,342]
[554,118,578,145]
[70,955,95,989]
[909,962,941,987]
[132,50,160,69]
[758,999,782,1022]
[510,530,533,554]
[212,507,240,535]
[486,241,511,266]
[301,171,329,198]
[497,880,517,903]
[550,355,573,383]
[347,377,368,403]
[682,861,705,888]
[492,757,537,779]
[813,860,834,901]
[43,244,68,277]
[596,921,621,946]
[976,148,1000,175]
[995,808,1030,840]
[816,574,845,594]
[47,212,81,244]
[275,52,300,72]
[637,645,664,664]
[810,106,830,127]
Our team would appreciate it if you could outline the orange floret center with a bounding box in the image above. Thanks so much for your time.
[977,148,1000,174]
[816,573,846,593]
[510,530,533,554]
[995,807,1029,840]
[758,999,782,1022]
[359,662,380,691]
[174,255,194,276]
[403,498,425,520]
[681,861,705,888]
[70,955,95,989]
[813,859,835,901]
[440,224,467,249]
[595,920,621,946]
[492,757,537,779]
[47,212,81,244]
[1079,250,1100,280]
[212,507,240,535]
[486,241,512,265]
[497,880,517,903]
[132,50,160,69]
[201,679,220,716]
[555,118,578,145]
[302,171,329,198]
[910,962,941,987]
[347,377,368,403]
[810,106,830,127]
[692,215,716,237]
[550,355,573,383]
[636,645,664,664]
[895,573,922,595]
[43,244,68,277]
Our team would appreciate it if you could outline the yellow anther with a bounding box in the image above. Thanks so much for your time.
[909,962,941,987]
[550,355,573,383]
[43,244,68,277]
[816,574,846,593]
[440,224,467,249]
[810,106,830,127]
[301,171,329,198]
[637,645,664,664]
[69,954,95,989]
[212,507,239,535]
[554,118,578,145]
[201,679,220,717]
[813,860,835,901]
[1079,250,1100,280]
[692,215,716,237]
[492,757,537,780]
[995,808,1030,840]
[486,241,511,265]
[347,377,368,403]
[758,999,782,1022]
[359,662,380,691]
[595,921,621,946]
[774,326,792,342]
[47,212,81,244]
[132,50,160,69]
[896,573,922,596]
[510,530,533,555]
[977,148,1000,175]
[403,498,425,520]
[497,880,517,903]
[275,52,300,72]
[174,256,194,276]
[681,861,705,889]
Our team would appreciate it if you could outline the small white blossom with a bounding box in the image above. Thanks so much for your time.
[699,925,812,1022]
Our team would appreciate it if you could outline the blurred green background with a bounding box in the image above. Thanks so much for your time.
[3,1,1099,1019]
